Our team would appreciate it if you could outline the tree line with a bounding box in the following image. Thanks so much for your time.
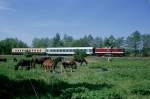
[0,31,150,56]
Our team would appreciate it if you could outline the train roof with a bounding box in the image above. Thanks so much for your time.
[12,48,46,49]
[46,47,93,49]
[95,48,123,49]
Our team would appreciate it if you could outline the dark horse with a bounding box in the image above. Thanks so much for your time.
[74,58,88,66]
[32,56,50,68]
[15,59,32,70]
[62,60,77,72]
[42,57,63,72]
[0,57,7,62]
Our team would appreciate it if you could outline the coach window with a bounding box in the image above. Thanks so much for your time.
[90,49,93,52]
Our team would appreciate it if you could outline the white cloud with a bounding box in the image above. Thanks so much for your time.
[0,6,13,11]
[0,0,14,11]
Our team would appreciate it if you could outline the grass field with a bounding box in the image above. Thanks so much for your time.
[0,56,150,99]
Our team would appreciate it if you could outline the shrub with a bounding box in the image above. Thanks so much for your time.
[71,89,123,99]
[131,81,150,95]
[60,88,124,99]
[74,50,87,60]
[60,87,89,99]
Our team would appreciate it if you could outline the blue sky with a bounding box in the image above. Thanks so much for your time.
[0,0,150,45]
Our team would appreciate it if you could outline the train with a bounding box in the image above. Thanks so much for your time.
[12,47,124,56]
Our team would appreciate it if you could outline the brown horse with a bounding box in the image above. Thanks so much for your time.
[74,58,88,66]
[62,60,77,72]
[32,56,50,68]
[43,58,54,72]
[42,57,63,72]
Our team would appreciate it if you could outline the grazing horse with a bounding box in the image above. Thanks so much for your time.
[15,59,32,70]
[62,60,77,72]
[53,57,64,70]
[0,57,7,62]
[74,58,88,66]
[32,56,50,68]
[43,57,63,72]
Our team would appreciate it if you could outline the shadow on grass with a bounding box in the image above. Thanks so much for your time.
[0,75,112,98]
[90,66,109,72]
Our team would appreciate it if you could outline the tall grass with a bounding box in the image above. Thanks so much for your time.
[0,56,150,98]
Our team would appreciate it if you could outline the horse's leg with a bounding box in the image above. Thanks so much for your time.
[41,63,43,68]
[26,66,30,70]
[33,63,35,68]
[70,65,73,72]
[80,62,82,66]
[61,65,63,73]
[21,66,23,70]
[44,66,47,72]
[15,65,18,70]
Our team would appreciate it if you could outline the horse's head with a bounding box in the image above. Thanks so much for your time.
[55,57,64,62]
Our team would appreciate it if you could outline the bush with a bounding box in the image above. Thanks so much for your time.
[72,89,123,99]
[60,88,124,99]
[60,87,89,99]
[131,81,150,95]
[74,50,87,60]
[24,51,32,57]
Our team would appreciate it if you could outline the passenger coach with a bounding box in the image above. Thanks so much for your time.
[46,47,94,55]
[12,48,46,54]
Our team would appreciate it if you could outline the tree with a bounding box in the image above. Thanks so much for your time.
[87,34,95,46]
[74,50,87,60]
[104,37,111,47]
[126,31,141,56]
[103,35,116,48]
[72,36,89,47]
[141,34,150,56]
[0,38,28,54]
[32,38,51,48]
[94,37,103,47]
[63,34,74,47]
[115,37,124,48]
[52,33,64,47]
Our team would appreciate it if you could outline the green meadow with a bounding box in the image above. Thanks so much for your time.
[0,56,150,99]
